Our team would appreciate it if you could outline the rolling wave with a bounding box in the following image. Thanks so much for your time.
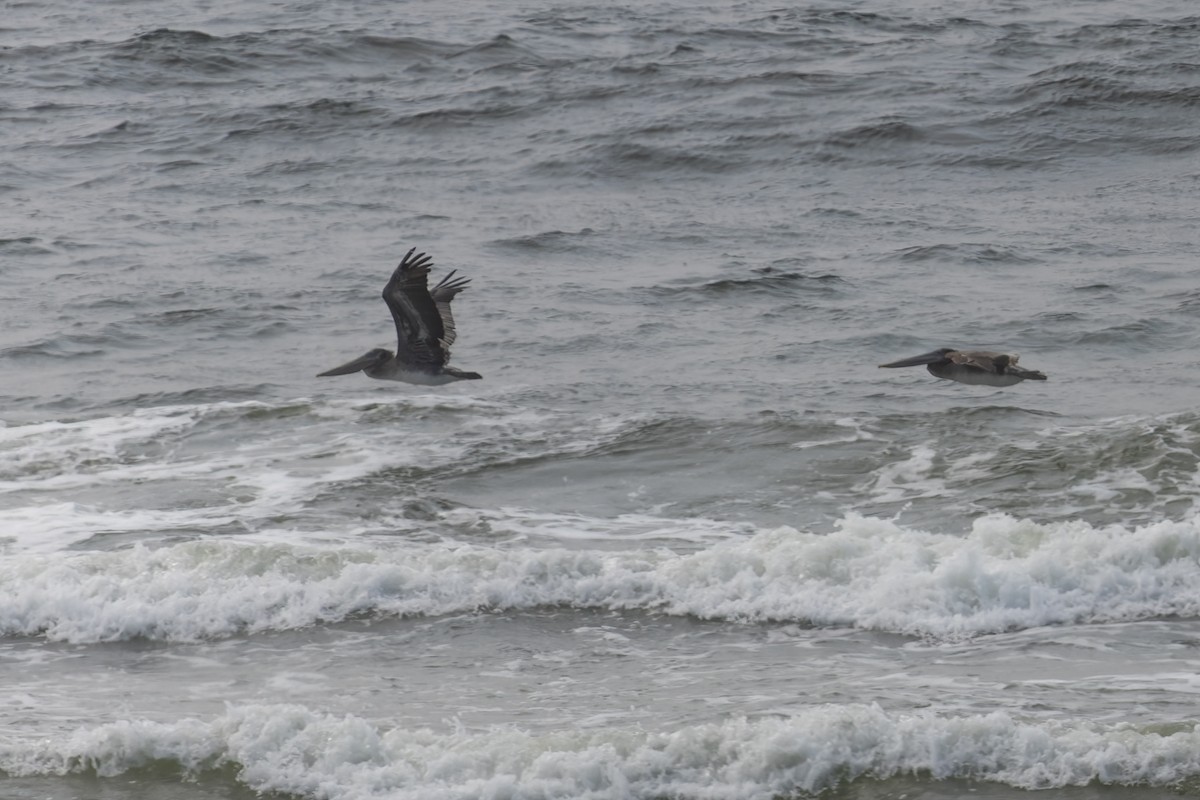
[4,703,1198,798]
[4,511,1200,642]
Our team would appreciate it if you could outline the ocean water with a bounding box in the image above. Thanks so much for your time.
[4,0,1200,798]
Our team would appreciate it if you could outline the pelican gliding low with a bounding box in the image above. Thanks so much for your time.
[317,248,482,385]
[878,348,1047,387]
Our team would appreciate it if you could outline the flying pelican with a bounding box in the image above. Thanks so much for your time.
[317,248,482,385]
[878,348,1047,387]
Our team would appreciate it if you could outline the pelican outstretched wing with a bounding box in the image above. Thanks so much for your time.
[947,350,1012,374]
[430,269,471,350]
[381,248,468,368]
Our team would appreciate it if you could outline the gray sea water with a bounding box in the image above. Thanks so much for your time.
[4,0,1200,798]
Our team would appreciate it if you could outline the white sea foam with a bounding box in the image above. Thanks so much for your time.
[854,413,1200,525]
[442,506,755,546]
[4,512,1200,643]
[862,444,946,503]
[0,410,198,484]
[0,400,409,552]
[3,703,1199,799]
[0,397,639,553]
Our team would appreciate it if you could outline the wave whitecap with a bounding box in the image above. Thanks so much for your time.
[4,512,1200,643]
[3,703,1199,798]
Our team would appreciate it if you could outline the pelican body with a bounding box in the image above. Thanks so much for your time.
[318,248,481,385]
[879,348,1046,387]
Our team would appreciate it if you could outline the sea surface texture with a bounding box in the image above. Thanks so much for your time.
[3,0,1200,798]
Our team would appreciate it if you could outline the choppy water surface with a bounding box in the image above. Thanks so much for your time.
[4,0,1200,798]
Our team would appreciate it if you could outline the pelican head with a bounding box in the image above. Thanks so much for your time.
[317,348,392,377]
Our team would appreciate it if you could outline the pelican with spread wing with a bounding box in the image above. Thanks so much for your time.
[879,348,1046,387]
[317,248,481,385]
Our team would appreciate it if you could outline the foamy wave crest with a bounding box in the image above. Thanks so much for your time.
[5,512,1200,642]
[3,703,1199,798]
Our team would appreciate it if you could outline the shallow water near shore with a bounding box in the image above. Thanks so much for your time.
[4,0,1200,797]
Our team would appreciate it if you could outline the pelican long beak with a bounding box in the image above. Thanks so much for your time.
[316,352,378,377]
[878,350,947,368]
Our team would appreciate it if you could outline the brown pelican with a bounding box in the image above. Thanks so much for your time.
[317,248,481,385]
[878,348,1047,387]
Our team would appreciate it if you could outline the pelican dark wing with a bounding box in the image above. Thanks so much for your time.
[430,269,471,350]
[946,350,1011,373]
[382,248,457,370]
[316,247,481,385]
[879,348,1046,387]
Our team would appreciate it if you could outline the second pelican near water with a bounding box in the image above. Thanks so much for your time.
[879,348,1047,387]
